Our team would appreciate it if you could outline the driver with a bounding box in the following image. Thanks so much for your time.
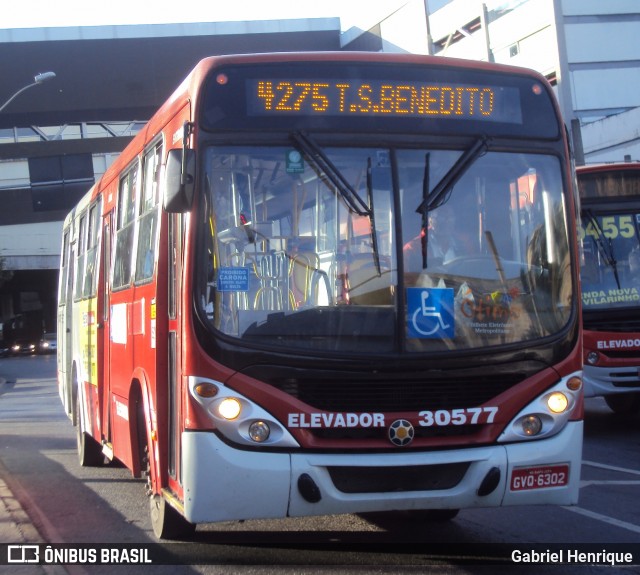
[403,202,461,270]
[427,204,459,264]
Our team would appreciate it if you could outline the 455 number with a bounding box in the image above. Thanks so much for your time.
[579,215,635,240]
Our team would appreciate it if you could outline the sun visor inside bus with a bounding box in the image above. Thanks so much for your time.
[164,148,196,213]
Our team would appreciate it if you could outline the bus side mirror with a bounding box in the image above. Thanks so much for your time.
[163,148,195,213]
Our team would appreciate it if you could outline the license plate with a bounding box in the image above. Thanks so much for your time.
[510,464,570,491]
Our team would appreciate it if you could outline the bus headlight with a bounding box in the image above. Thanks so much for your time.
[586,351,599,365]
[499,372,582,443]
[520,415,542,436]
[547,392,568,414]
[248,421,271,443]
[218,397,242,420]
[188,376,299,448]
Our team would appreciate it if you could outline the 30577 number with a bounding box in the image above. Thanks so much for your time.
[418,406,498,427]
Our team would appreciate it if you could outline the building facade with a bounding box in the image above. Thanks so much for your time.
[367,0,640,164]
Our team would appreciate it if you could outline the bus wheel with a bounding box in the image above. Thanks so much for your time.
[604,393,640,417]
[75,399,104,467]
[145,446,195,540]
[149,494,195,540]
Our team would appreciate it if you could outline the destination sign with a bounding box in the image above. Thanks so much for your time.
[247,79,522,124]
[201,61,559,138]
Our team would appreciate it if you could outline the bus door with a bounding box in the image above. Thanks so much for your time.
[77,201,103,438]
[162,115,191,488]
[100,212,113,445]
[167,211,182,483]
[58,230,74,420]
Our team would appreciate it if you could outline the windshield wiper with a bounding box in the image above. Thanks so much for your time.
[366,158,382,276]
[421,152,430,269]
[584,208,620,289]
[291,131,370,216]
[415,135,489,215]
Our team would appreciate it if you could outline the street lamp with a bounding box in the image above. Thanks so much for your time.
[0,71,56,113]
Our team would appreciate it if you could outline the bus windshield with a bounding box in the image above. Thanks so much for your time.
[579,168,640,312]
[198,142,571,354]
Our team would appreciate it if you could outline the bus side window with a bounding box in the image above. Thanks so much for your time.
[83,200,102,297]
[135,141,163,283]
[58,231,70,305]
[74,213,87,300]
[112,163,139,289]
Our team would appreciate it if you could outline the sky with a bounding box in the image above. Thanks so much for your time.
[1,0,431,32]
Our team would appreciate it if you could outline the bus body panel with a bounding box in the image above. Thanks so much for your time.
[75,295,101,440]
[182,421,581,523]
[93,103,191,481]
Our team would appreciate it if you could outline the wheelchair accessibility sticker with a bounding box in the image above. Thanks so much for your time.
[407,287,454,338]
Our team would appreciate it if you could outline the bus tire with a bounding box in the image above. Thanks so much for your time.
[149,493,195,540]
[75,398,104,467]
[604,393,640,417]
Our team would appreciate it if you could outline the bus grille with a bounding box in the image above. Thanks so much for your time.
[584,315,640,333]
[327,462,470,493]
[262,366,533,413]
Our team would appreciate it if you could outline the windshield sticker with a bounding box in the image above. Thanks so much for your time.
[376,150,390,168]
[583,287,640,306]
[110,303,127,345]
[285,149,304,173]
[407,287,454,338]
[217,267,250,292]
[460,288,521,336]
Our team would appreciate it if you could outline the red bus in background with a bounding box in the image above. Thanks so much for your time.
[58,52,583,539]
[577,162,640,416]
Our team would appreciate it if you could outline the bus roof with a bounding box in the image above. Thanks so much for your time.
[577,162,640,175]
[191,51,552,79]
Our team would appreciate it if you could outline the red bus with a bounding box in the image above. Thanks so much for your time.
[577,162,640,416]
[58,52,583,539]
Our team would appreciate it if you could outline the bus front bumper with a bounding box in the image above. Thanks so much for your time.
[182,421,582,524]
[583,364,640,397]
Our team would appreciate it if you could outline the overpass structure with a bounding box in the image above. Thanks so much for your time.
[0,18,342,333]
